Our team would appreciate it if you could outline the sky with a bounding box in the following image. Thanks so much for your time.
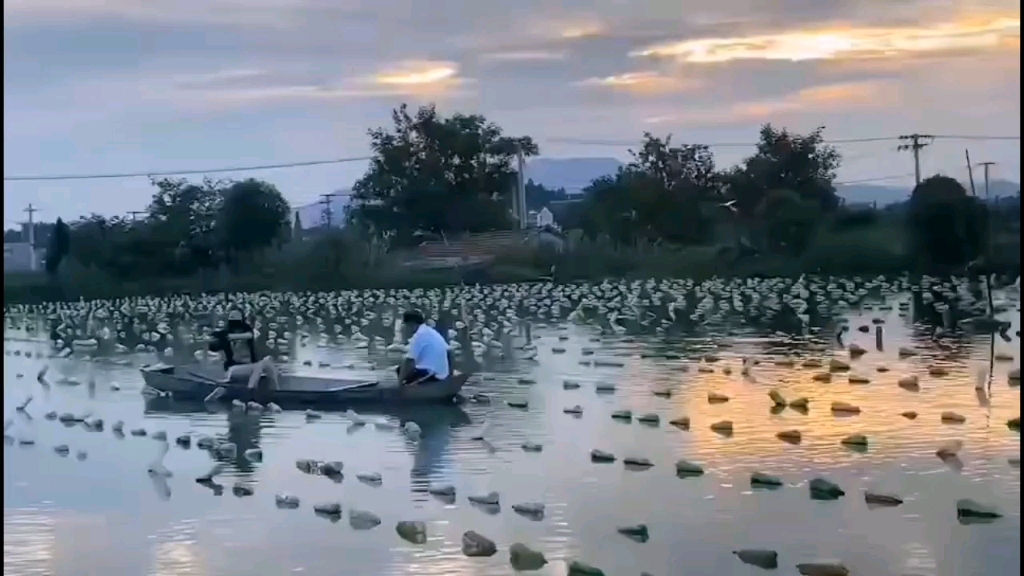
[3,0,1021,228]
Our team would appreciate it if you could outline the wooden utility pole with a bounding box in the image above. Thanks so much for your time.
[319,193,338,229]
[898,134,934,186]
[977,161,996,199]
[515,145,527,229]
[23,204,39,271]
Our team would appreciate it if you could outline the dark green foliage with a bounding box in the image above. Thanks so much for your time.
[348,104,537,247]
[907,175,988,269]
[44,218,70,276]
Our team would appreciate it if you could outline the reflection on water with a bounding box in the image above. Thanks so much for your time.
[3,284,1021,576]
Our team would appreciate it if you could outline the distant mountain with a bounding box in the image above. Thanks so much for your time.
[837,178,1019,207]
[525,158,624,193]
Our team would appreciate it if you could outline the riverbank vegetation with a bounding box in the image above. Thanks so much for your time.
[4,104,1019,304]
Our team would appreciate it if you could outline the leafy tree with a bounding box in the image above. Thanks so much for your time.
[578,133,720,245]
[724,124,841,220]
[348,104,538,247]
[216,179,292,254]
[757,189,819,256]
[44,218,70,276]
[525,179,568,211]
[907,175,987,269]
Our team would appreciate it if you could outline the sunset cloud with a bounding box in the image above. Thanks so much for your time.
[632,15,1020,63]
[576,71,700,95]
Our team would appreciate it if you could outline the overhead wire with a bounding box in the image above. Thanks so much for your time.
[2,135,1017,183]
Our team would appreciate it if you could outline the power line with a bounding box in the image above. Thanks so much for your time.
[2,134,1018,183]
[834,173,917,185]
[3,156,373,183]
[546,135,900,147]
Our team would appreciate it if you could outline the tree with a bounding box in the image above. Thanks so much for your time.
[725,124,841,218]
[216,179,292,254]
[525,179,568,211]
[907,175,987,269]
[348,104,538,247]
[578,133,721,245]
[44,218,70,276]
[757,189,819,256]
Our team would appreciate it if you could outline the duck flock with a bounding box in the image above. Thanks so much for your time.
[3,274,1022,576]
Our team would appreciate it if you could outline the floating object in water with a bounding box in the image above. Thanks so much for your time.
[941,411,966,424]
[428,484,455,497]
[304,409,323,420]
[864,491,903,506]
[244,448,263,462]
[403,421,422,440]
[197,463,227,483]
[709,420,733,434]
[563,380,581,390]
[788,397,809,410]
[768,389,787,408]
[232,483,254,497]
[796,562,850,576]
[750,472,783,487]
[468,491,499,505]
[461,531,497,557]
[610,409,632,421]
[16,395,33,412]
[511,502,545,517]
[812,372,832,383]
[275,493,300,509]
[54,444,70,456]
[707,391,729,403]
[349,509,382,530]
[928,365,949,377]
[594,382,616,392]
[590,449,616,463]
[636,413,659,425]
[897,347,917,357]
[175,435,191,448]
[215,442,237,459]
[396,521,427,544]
[675,460,704,477]
[809,477,845,500]
[506,399,528,409]
[470,420,492,441]
[898,375,920,391]
[566,560,605,575]
[509,542,548,571]
[521,442,543,452]
[829,358,850,372]
[564,405,583,415]
[616,524,649,542]
[840,434,868,447]
[956,498,1002,520]
[776,429,802,444]
[669,416,690,430]
[733,549,778,570]
[130,428,147,437]
[901,411,918,420]
[830,402,860,414]
[356,472,382,484]
[313,502,342,516]
[623,456,653,469]
[151,431,168,442]
[847,373,870,384]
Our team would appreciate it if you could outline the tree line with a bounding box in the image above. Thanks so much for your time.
[20,103,1018,290]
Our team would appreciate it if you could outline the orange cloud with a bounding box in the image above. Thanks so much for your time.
[576,71,700,95]
[632,15,1020,63]
[645,80,900,126]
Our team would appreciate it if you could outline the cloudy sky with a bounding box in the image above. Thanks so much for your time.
[3,0,1020,226]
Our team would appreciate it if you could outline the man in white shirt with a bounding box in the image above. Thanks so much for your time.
[397,310,452,385]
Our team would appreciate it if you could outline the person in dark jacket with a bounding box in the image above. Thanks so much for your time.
[208,310,279,400]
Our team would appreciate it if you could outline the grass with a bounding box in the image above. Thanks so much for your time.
[4,218,1017,305]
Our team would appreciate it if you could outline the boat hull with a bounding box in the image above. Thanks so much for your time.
[141,364,468,406]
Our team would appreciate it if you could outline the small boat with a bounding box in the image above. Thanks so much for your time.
[141,364,470,405]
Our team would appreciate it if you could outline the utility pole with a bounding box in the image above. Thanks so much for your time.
[24,204,39,272]
[319,193,338,229]
[515,145,527,230]
[977,161,996,199]
[897,134,934,186]
[128,211,146,222]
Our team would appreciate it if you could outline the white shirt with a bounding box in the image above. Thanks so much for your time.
[406,324,450,379]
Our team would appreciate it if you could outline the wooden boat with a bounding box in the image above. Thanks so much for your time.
[140,363,470,405]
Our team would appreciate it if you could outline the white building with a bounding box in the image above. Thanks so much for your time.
[536,207,555,228]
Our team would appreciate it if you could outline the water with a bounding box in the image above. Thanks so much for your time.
[4,289,1021,576]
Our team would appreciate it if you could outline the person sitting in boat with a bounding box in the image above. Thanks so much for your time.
[397,310,452,386]
[208,310,279,397]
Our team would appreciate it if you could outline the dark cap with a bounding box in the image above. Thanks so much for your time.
[402,310,425,325]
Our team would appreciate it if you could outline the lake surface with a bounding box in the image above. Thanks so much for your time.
[4,283,1021,576]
